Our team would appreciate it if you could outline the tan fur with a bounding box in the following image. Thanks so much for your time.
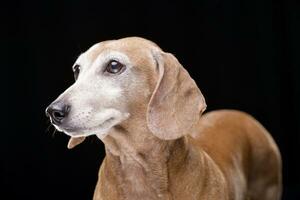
[60,37,282,200]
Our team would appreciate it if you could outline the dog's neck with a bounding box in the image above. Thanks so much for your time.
[100,123,193,200]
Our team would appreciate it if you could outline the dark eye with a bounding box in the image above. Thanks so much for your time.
[106,60,125,74]
[73,64,80,80]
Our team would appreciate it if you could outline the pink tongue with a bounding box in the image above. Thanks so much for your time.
[67,137,86,149]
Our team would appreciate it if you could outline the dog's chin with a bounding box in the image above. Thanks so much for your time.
[54,122,113,139]
[53,112,130,139]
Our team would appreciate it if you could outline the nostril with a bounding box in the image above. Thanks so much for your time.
[53,110,65,120]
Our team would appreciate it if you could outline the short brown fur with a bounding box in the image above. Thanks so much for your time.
[67,37,282,200]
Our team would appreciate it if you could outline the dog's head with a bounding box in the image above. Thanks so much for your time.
[46,37,206,148]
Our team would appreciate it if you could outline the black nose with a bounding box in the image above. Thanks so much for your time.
[45,103,70,125]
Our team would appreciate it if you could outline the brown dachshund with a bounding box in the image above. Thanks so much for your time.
[46,37,282,200]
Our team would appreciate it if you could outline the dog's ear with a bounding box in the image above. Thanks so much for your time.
[67,137,86,149]
[147,52,206,140]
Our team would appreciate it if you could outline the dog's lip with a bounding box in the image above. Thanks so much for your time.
[54,117,116,134]
[61,126,79,132]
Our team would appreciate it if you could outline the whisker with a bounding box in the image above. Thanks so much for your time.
[45,118,51,129]
[44,118,59,138]
[46,123,52,133]
[51,128,57,138]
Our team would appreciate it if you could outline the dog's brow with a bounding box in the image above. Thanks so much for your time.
[92,51,132,69]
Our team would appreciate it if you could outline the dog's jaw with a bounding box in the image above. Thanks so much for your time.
[57,109,130,139]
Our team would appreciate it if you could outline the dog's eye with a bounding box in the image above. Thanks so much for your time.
[106,60,125,74]
[73,64,80,80]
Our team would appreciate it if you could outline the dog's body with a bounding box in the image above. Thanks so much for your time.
[46,37,282,200]
[93,110,281,200]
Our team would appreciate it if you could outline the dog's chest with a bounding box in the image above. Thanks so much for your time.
[122,163,148,193]
[117,161,168,200]
[95,153,168,200]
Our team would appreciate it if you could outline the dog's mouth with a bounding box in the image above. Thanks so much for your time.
[52,117,114,137]
[70,117,115,132]
[52,112,130,138]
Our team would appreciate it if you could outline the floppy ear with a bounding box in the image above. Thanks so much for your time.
[147,52,206,140]
[67,137,86,149]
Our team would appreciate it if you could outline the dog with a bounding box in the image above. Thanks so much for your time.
[46,37,282,200]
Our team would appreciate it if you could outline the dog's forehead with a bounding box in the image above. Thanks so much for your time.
[78,37,160,65]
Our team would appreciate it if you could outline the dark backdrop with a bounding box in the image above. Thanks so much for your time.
[2,0,299,199]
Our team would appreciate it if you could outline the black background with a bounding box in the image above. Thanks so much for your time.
[2,0,299,199]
